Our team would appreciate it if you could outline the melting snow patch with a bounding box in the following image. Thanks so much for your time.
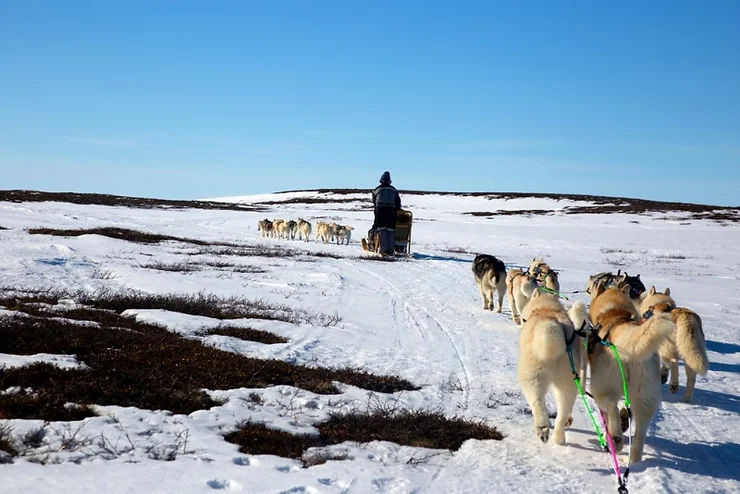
[0,353,86,369]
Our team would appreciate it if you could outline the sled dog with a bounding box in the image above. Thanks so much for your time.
[296,219,312,242]
[472,254,507,312]
[257,219,273,237]
[518,291,585,445]
[587,270,646,307]
[335,225,354,245]
[506,268,538,325]
[639,287,709,403]
[588,283,674,464]
[287,220,298,240]
[528,258,560,295]
[273,219,290,239]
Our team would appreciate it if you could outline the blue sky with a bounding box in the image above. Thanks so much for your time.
[1,1,739,205]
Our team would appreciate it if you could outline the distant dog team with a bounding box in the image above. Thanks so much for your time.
[257,218,353,245]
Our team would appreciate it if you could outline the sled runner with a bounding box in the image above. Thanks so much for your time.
[361,209,413,256]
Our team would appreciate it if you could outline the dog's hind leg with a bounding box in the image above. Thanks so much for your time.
[494,278,506,313]
[551,378,577,445]
[669,361,680,394]
[680,365,697,403]
[629,401,656,464]
[521,379,551,443]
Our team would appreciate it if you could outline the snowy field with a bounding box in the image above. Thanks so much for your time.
[1,190,739,494]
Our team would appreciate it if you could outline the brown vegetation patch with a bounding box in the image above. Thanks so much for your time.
[205,326,288,344]
[225,410,502,461]
[28,227,213,246]
[0,307,417,420]
[464,209,553,217]
[2,288,340,326]
[0,190,267,212]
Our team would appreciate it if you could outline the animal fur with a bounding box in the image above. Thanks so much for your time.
[296,219,312,242]
[335,225,354,245]
[528,258,561,295]
[588,283,675,464]
[640,286,709,403]
[472,254,507,312]
[506,268,538,325]
[517,291,584,445]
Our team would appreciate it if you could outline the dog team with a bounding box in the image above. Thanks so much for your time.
[257,218,354,245]
[472,254,709,465]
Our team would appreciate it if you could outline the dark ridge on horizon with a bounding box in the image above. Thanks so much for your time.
[0,190,268,213]
[276,188,737,210]
[1,189,737,222]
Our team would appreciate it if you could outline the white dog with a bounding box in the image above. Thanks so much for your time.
[518,291,585,445]
[506,268,538,325]
[335,225,354,245]
[296,219,312,242]
[639,286,709,402]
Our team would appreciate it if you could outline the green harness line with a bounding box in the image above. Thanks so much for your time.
[539,285,570,301]
[565,330,605,448]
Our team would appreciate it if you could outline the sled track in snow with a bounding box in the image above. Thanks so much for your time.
[347,259,474,409]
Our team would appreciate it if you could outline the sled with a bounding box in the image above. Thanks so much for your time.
[361,209,413,256]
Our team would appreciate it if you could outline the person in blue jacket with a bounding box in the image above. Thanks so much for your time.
[371,171,402,255]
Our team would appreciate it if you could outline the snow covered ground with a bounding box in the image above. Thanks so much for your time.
[1,191,739,493]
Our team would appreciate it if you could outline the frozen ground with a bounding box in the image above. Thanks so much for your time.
[1,191,739,493]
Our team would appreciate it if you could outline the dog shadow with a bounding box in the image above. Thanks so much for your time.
[412,252,471,263]
[661,387,740,415]
[705,339,740,355]
[709,361,740,374]
[630,437,740,481]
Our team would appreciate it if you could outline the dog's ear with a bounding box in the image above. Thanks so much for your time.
[636,274,640,279]
[617,269,622,276]
[622,284,631,295]
[665,287,671,296]
[531,288,541,299]
[648,286,656,296]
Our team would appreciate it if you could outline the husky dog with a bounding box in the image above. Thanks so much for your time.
[472,254,507,312]
[639,287,709,403]
[506,268,539,325]
[528,258,561,295]
[587,270,646,299]
[315,222,337,244]
[296,219,312,242]
[257,219,273,237]
[518,291,585,445]
[588,283,674,464]
[335,225,354,245]
[314,221,326,242]
[273,219,290,239]
[287,220,298,240]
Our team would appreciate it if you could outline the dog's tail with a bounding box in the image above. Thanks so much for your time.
[611,313,674,362]
[675,310,709,375]
[529,320,569,362]
[568,301,589,330]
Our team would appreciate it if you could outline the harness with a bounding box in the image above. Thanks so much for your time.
[641,304,675,321]
[569,319,633,494]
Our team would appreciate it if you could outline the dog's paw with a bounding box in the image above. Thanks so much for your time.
[611,435,624,452]
[669,384,679,394]
[550,431,566,446]
[494,307,502,313]
[537,426,550,443]
[565,415,573,428]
